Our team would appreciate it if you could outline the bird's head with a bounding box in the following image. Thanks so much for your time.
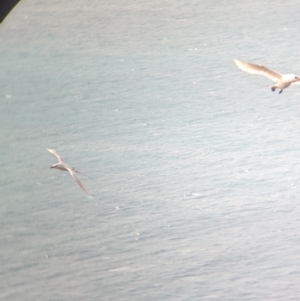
[294,75,300,82]
[49,163,58,169]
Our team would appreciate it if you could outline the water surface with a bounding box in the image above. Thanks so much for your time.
[2,1,300,300]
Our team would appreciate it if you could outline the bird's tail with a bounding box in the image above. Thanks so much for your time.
[73,169,100,188]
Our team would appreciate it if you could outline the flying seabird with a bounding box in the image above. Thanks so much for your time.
[234,59,300,94]
[48,149,97,198]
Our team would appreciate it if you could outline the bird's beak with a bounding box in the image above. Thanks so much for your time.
[49,166,53,169]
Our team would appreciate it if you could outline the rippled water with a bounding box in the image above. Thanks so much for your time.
[2,0,300,300]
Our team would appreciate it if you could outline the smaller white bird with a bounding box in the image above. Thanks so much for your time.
[48,149,97,198]
[234,59,300,94]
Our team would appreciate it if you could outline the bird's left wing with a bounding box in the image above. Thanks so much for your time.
[234,59,282,82]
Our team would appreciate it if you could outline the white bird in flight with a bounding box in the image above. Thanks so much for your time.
[234,59,300,94]
[48,149,97,198]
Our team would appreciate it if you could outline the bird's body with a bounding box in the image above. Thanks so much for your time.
[234,59,300,93]
[51,162,69,171]
[48,149,96,198]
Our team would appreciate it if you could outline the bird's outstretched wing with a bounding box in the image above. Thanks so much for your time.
[67,167,92,198]
[234,59,282,82]
[47,149,64,163]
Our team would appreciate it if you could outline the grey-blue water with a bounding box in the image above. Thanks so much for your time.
[2,0,300,300]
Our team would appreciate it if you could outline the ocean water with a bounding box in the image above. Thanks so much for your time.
[2,0,300,300]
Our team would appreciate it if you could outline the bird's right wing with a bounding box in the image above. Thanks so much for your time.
[234,59,282,82]
[67,167,92,198]
[47,149,64,163]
